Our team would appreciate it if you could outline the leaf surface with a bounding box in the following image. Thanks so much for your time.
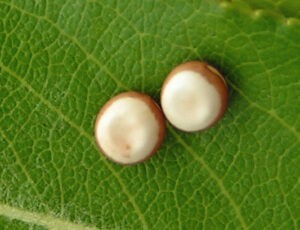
[0,0,299,229]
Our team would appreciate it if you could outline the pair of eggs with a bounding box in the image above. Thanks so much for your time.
[95,61,229,165]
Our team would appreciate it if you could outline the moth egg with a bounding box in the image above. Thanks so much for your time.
[95,92,166,165]
[161,61,229,132]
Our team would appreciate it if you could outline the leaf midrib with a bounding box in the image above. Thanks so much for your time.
[0,203,97,230]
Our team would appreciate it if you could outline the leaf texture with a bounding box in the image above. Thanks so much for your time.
[0,0,299,229]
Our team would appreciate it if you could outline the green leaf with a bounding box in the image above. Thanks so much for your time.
[0,0,299,229]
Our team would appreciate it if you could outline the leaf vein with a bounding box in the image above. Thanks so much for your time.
[0,63,149,229]
[169,126,248,229]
